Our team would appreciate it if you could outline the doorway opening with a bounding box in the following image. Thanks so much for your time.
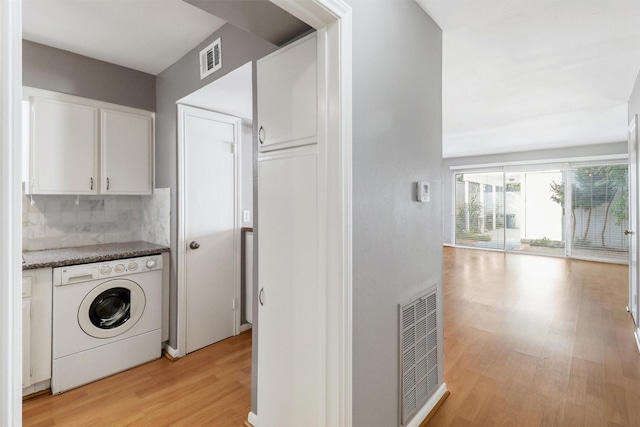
[176,62,253,357]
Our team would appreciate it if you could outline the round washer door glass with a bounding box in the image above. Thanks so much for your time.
[79,279,146,339]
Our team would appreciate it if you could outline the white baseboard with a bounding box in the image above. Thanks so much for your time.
[239,323,253,333]
[248,411,259,427]
[22,379,50,397]
[162,342,180,359]
[635,329,640,354]
[406,383,448,427]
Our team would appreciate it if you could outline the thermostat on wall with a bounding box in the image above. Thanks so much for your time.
[417,182,430,202]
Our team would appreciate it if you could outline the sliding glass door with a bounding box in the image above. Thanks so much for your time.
[505,171,565,255]
[452,160,628,263]
[568,165,628,261]
[454,172,504,250]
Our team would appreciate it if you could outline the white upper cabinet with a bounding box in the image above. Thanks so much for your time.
[101,109,153,195]
[257,33,317,151]
[31,98,99,194]
[25,88,154,195]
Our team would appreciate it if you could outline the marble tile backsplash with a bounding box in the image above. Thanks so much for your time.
[23,188,171,251]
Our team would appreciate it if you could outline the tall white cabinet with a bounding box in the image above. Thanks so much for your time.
[257,33,320,426]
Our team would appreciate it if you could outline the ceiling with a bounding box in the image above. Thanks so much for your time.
[416,0,640,158]
[24,1,640,159]
[22,0,227,75]
[22,0,308,76]
[178,61,253,119]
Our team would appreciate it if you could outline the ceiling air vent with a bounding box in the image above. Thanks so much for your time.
[199,38,221,80]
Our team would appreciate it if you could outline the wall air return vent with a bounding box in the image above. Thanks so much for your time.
[400,287,440,425]
[199,38,222,80]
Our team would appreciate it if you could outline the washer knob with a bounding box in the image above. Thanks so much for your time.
[146,259,157,269]
[115,264,125,273]
[128,262,138,271]
[100,266,112,275]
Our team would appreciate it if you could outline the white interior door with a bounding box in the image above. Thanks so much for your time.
[629,116,638,326]
[182,106,239,354]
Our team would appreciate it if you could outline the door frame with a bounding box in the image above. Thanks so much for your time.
[1,0,23,424]
[250,1,353,426]
[176,104,241,357]
[628,115,640,349]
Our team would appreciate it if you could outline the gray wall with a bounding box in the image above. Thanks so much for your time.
[23,40,155,111]
[441,142,628,245]
[630,71,640,124]
[347,1,443,425]
[155,23,276,354]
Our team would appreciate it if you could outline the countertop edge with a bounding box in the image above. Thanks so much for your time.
[23,243,170,271]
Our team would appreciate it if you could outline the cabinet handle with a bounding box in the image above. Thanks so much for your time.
[90,177,93,190]
[259,288,264,306]
[106,177,110,191]
[258,126,265,144]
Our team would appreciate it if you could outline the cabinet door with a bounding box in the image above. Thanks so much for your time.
[31,98,98,194]
[257,148,319,425]
[257,34,317,151]
[22,299,31,388]
[30,268,52,384]
[101,109,153,195]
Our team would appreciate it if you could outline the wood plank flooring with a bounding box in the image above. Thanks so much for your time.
[427,248,640,426]
[22,332,251,426]
[23,248,640,426]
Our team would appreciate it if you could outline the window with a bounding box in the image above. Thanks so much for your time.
[452,161,628,263]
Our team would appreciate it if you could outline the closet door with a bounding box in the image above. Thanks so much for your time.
[257,147,318,425]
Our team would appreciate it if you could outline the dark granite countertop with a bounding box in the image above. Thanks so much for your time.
[23,241,170,270]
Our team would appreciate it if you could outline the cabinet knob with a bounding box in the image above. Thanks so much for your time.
[259,288,265,306]
[259,126,265,144]
[625,230,634,235]
[106,177,110,191]
[90,177,94,191]
[189,241,200,250]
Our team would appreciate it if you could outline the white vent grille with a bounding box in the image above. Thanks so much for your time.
[200,38,222,79]
[400,288,439,425]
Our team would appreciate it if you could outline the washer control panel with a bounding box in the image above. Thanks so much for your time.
[97,255,163,279]
[56,254,164,286]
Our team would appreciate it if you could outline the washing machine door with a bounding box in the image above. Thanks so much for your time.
[78,279,146,339]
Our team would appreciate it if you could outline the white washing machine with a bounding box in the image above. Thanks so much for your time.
[52,254,163,394]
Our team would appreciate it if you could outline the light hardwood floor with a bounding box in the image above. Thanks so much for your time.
[22,332,252,426]
[428,247,640,426]
[23,248,640,426]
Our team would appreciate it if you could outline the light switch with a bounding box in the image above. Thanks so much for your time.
[243,210,251,223]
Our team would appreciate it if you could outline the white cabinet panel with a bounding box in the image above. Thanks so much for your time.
[22,268,53,394]
[257,148,318,425]
[101,109,153,195]
[258,34,317,151]
[31,98,98,194]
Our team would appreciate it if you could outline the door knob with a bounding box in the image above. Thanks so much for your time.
[189,241,200,250]
[625,230,634,235]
